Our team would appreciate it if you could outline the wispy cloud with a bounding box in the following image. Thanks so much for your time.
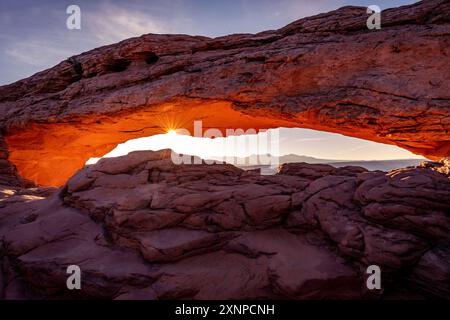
[295,137,326,142]
[335,144,367,155]
[4,39,75,66]
[86,4,175,44]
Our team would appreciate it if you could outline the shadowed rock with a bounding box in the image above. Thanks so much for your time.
[0,150,449,299]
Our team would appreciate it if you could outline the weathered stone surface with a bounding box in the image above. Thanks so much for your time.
[408,244,450,298]
[0,149,449,299]
[226,229,363,299]
[0,0,449,301]
[0,136,31,187]
[0,0,449,186]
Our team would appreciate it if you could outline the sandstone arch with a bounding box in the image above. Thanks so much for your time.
[0,0,449,186]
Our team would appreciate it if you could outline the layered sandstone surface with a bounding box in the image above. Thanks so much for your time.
[0,0,449,186]
[0,150,449,299]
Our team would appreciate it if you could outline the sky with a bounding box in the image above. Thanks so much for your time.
[0,0,423,161]
[86,128,423,165]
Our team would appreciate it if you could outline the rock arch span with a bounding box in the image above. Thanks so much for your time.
[0,0,449,186]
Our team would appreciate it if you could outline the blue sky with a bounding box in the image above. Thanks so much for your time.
[0,0,423,160]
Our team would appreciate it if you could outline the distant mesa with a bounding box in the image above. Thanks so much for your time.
[209,153,424,172]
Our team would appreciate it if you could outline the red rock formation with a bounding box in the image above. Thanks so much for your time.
[0,150,449,299]
[0,0,449,301]
[0,136,32,187]
[0,0,449,186]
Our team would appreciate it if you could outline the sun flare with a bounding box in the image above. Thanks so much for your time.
[167,129,177,136]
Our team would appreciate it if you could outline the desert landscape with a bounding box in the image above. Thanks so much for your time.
[0,0,449,300]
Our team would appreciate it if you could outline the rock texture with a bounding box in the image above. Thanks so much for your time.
[0,136,32,187]
[0,149,449,299]
[0,0,449,186]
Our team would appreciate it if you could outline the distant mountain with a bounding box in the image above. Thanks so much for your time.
[326,159,424,172]
[210,154,332,165]
[279,154,335,164]
[210,154,424,172]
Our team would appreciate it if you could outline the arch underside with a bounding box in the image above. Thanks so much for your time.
[5,97,449,186]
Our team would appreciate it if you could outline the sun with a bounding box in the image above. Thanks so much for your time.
[167,129,177,136]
